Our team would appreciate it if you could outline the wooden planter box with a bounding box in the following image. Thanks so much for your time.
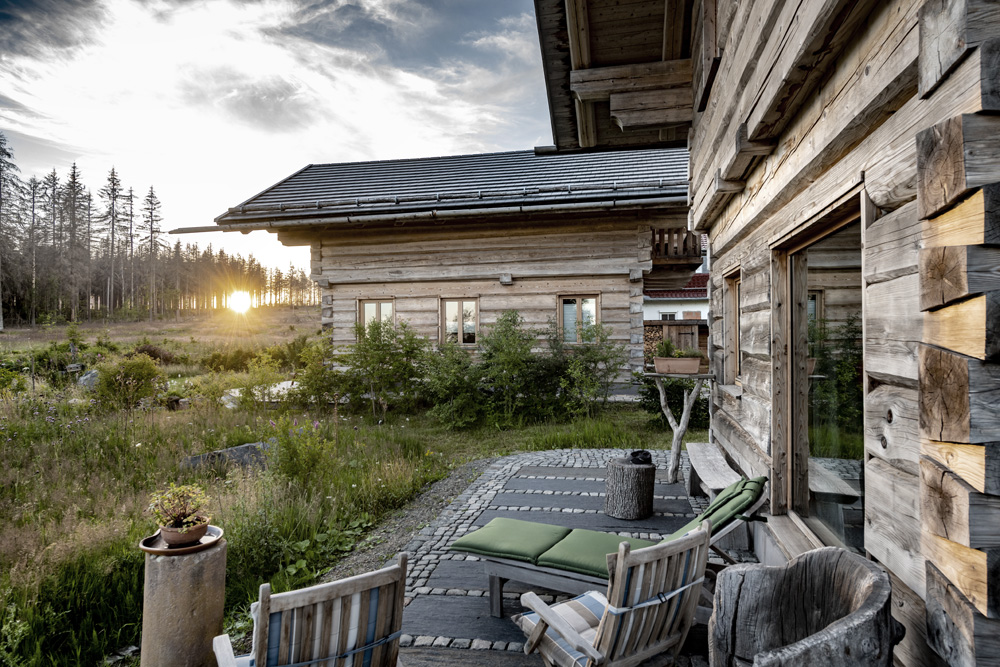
[653,357,701,374]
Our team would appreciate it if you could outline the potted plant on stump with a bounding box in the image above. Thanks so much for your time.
[652,339,704,374]
[148,483,211,546]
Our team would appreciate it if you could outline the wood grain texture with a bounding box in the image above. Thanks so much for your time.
[604,458,655,520]
[925,561,1000,667]
[922,529,1000,618]
[923,291,1000,360]
[918,0,1000,98]
[863,200,920,286]
[886,569,948,667]
[922,439,1000,495]
[920,246,1000,310]
[570,59,692,102]
[865,273,921,385]
[919,344,1000,443]
[865,457,925,598]
[865,382,920,476]
[917,113,1000,219]
[922,184,1000,248]
[921,455,1000,549]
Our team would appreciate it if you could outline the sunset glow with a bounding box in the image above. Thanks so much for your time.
[230,291,252,314]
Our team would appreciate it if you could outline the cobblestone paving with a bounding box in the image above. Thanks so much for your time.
[398,448,703,658]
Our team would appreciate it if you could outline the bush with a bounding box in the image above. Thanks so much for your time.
[0,367,26,398]
[478,311,539,428]
[287,340,340,408]
[424,343,484,429]
[638,374,709,430]
[94,354,166,411]
[265,334,311,371]
[132,343,177,365]
[556,323,628,418]
[336,321,426,420]
[202,346,258,372]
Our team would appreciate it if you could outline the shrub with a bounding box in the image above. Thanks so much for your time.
[94,354,165,411]
[337,320,426,420]
[424,343,483,429]
[478,311,539,428]
[132,343,176,365]
[0,368,26,398]
[287,340,340,408]
[557,323,628,418]
[265,334,311,371]
[235,353,285,416]
[638,374,709,430]
[202,346,258,372]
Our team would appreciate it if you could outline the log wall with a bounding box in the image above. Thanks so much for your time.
[692,0,1000,664]
[310,217,676,372]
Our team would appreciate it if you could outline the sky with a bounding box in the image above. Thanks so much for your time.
[0,0,553,272]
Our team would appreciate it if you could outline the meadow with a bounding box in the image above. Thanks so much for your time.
[0,308,704,665]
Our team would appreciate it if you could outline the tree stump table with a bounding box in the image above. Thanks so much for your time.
[604,457,655,519]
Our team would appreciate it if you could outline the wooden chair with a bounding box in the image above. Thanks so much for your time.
[516,521,710,667]
[214,553,407,667]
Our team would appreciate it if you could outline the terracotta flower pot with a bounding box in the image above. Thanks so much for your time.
[653,357,701,374]
[159,521,210,547]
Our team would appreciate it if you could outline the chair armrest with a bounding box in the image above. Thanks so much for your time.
[213,635,238,667]
[520,592,604,665]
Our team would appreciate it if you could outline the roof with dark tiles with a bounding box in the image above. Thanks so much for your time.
[215,147,688,226]
[645,272,709,299]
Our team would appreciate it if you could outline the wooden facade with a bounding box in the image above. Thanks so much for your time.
[533,0,1000,664]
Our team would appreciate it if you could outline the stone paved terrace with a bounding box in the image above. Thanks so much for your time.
[396,448,717,666]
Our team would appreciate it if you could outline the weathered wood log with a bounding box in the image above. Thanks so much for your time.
[921,183,1000,248]
[569,60,692,102]
[708,547,904,667]
[925,561,1000,667]
[921,455,1000,549]
[923,291,1000,360]
[865,457,925,598]
[922,439,1000,495]
[923,528,1000,619]
[916,114,1000,219]
[888,569,948,667]
[919,344,1000,443]
[920,246,1000,310]
[604,457,655,520]
[918,0,1000,98]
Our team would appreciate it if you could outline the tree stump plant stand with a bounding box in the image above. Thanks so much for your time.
[649,373,713,484]
[604,457,656,519]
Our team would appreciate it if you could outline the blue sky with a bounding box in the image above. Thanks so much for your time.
[0,0,551,269]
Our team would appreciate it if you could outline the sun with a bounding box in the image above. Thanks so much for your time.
[229,290,252,314]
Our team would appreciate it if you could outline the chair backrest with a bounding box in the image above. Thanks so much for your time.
[253,553,407,667]
[593,521,710,666]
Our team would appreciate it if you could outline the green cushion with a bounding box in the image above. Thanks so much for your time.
[450,518,572,563]
[666,476,768,541]
[536,529,658,579]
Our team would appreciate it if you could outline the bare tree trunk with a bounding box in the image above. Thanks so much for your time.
[655,376,705,484]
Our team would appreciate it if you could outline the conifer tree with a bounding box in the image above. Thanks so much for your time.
[98,167,123,316]
[0,132,24,331]
[141,186,162,320]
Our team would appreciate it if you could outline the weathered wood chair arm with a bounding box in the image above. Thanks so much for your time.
[519,591,605,664]
[212,635,238,667]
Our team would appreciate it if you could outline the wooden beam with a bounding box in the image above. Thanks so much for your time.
[888,570,948,667]
[922,455,1000,549]
[720,123,775,182]
[661,0,686,61]
[920,246,1000,310]
[575,98,597,148]
[609,88,693,131]
[744,0,875,142]
[923,184,1000,249]
[923,292,1000,361]
[918,0,1000,98]
[865,383,919,476]
[920,344,1000,443]
[570,60,692,102]
[694,0,720,113]
[923,530,1000,618]
[916,114,1000,220]
[865,457,925,598]
[565,0,596,149]
[926,562,1000,667]
[923,439,1000,495]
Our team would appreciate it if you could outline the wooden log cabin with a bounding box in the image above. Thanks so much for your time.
[210,149,700,371]
[530,0,1000,664]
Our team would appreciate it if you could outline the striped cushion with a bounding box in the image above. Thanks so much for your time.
[514,591,607,667]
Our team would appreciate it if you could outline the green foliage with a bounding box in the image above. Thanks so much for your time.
[637,374,710,430]
[525,416,643,451]
[94,353,166,411]
[287,339,340,408]
[265,334,312,371]
[202,345,258,372]
[557,323,628,418]
[0,368,26,398]
[132,342,177,364]
[337,320,427,420]
[478,311,540,428]
[235,352,285,415]
[808,313,864,459]
[424,343,484,429]
[148,483,210,529]
[654,338,702,359]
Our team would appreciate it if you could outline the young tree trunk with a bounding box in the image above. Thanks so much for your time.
[655,377,705,484]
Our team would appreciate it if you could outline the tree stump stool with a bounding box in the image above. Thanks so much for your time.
[604,457,655,520]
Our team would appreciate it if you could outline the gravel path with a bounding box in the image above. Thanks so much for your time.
[320,457,497,582]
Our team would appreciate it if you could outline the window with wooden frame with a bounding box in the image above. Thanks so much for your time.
[441,299,478,345]
[724,271,742,384]
[774,196,863,553]
[559,295,599,343]
[660,312,677,321]
[359,299,393,326]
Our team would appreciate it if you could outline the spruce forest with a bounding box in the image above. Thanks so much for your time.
[0,130,317,330]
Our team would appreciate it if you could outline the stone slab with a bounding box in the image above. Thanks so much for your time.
[516,465,685,483]
[402,595,527,643]
[472,509,690,534]
[399,647,542,666]
[503,477,683,496]
[490,491,693,515]
[429,560,569,596]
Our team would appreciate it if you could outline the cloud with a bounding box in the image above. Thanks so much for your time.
[179,68,319,131]
[0,0,108,59]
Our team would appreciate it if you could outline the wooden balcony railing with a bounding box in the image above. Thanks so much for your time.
[651,228,703,264]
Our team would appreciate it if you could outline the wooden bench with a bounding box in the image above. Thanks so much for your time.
[686,441,741,500]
